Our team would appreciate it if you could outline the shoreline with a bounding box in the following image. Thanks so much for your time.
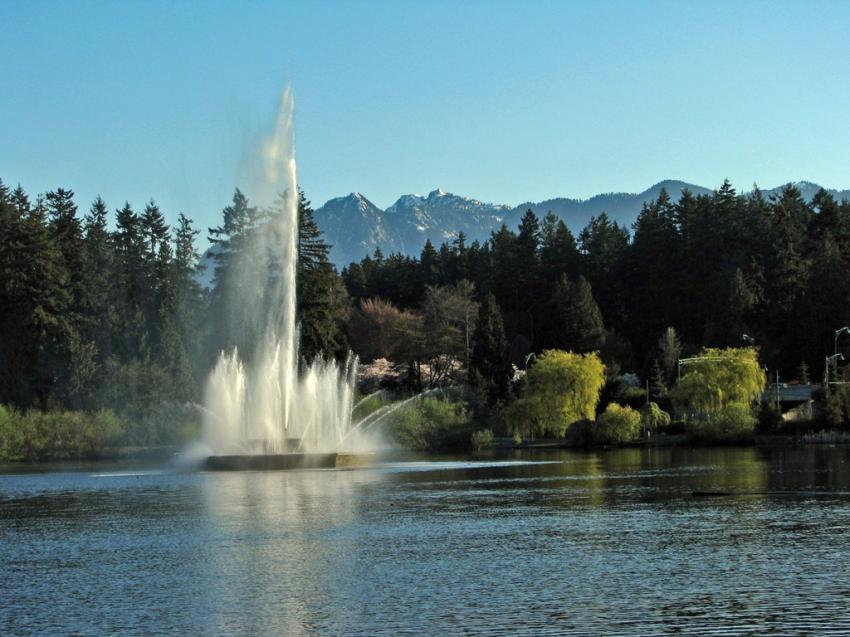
[4,433,850,465]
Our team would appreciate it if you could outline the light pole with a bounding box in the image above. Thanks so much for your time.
[826,353,845,387]
[835,327,850,371]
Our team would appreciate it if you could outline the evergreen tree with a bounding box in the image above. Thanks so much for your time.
[514,209,543,342]
[419,238,439,290]
[207,189,262,357]
[297,191,348,359]
[540,212,580,282]
[578,212,629,325]
[113,202,148,360]
[546,274,605,353]
[470,293,512,403]
[82,196,116,366]
[622,190,679,357]
[46,188,87,321]
[140,199,170,260]
[172,213,205,384]
[0,186,72,406]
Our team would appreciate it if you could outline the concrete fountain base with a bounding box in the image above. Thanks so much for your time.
[203,452,375,471]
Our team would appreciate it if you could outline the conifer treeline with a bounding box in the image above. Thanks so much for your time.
[3,178,849,420]
[0,181,345,422]
[0,180,205,415]
[342,181,850,381]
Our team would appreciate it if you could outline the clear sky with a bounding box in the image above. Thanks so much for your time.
[2,0,849,238]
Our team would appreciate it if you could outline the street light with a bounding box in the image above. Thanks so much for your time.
[742,334,755,344]
[835,326,850,359]
[826,353,845,386]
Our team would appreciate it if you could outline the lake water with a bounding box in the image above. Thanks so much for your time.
[2,446,850,636]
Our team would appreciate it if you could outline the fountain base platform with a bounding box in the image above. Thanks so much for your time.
[203,452,375,471]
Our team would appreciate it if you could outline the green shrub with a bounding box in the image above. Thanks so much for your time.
[688,402,756,443]
[594,403,641,444]
[0,407,126,461]
[0,404,17,460]
[385,396,473,450]
[823,385,850,430]
[352,391,393,421]
[471,429,494,450]
[639,401,671,431]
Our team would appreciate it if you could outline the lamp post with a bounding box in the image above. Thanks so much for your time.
[835,327,850,376]
[826,353,845,388]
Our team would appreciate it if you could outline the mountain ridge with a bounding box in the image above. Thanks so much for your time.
[312,179,850,266]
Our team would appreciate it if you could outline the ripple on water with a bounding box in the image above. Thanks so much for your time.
[2,447,850,635]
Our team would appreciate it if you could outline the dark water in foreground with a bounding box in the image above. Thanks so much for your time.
[2,447,850,636]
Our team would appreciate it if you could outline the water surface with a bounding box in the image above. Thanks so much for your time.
[2,447,850,635]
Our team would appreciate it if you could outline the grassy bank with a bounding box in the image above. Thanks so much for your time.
[0,404,200,462]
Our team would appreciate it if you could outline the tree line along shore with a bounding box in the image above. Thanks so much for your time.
[2,179,849,460]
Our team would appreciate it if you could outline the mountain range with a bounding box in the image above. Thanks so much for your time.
[314,180,850,267]
[196,179,849,285]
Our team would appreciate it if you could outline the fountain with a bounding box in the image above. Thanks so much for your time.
[200,87,372,471]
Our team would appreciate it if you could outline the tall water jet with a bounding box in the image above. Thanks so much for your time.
[201,87,366,462]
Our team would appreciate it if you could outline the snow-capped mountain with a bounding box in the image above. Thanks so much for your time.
[384,188,511,255]
[307,180,850,267]
[314,192,397,267]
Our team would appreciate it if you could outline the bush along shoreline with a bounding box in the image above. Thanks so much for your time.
[0,404,199,462]
[3,343,846,461]
[376,345,847,453]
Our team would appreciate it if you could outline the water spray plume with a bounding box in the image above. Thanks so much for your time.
[201,87,366,454]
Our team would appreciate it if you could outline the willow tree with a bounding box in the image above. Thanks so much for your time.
[671,347,765,416]
[508,349,605,438]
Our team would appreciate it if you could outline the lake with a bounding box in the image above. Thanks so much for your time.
[2,446,850,636]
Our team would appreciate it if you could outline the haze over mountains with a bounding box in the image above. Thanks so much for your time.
[313,180,850,267]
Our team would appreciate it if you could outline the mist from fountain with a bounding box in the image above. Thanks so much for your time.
[201,88,365,455]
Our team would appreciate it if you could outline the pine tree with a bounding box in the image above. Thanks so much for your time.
[470,293,512,403]
[540,212,580,282]
[578,212,629,326]
[140,199,170,260]
[419,239,439,289]
[0,186,72,406]
[546,274,605,353]
[207,189,261,357]
[82,196,115,364]
[113,202,148,360]
[622,190,680,357]
[46,188,87,320]
[297,191,348,360]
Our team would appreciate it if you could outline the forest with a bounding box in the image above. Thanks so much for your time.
[343,180,850,384]
[2,177,850,455]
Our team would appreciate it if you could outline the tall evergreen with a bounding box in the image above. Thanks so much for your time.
[470,293,512,403]
[0,186,72,406]
[113,202,148,360]
[540,212,580,282]
[297,191,348,360]
[82,196,116,365]
[546,274,605,353]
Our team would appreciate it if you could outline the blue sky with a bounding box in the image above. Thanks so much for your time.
[2,0,849,238]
